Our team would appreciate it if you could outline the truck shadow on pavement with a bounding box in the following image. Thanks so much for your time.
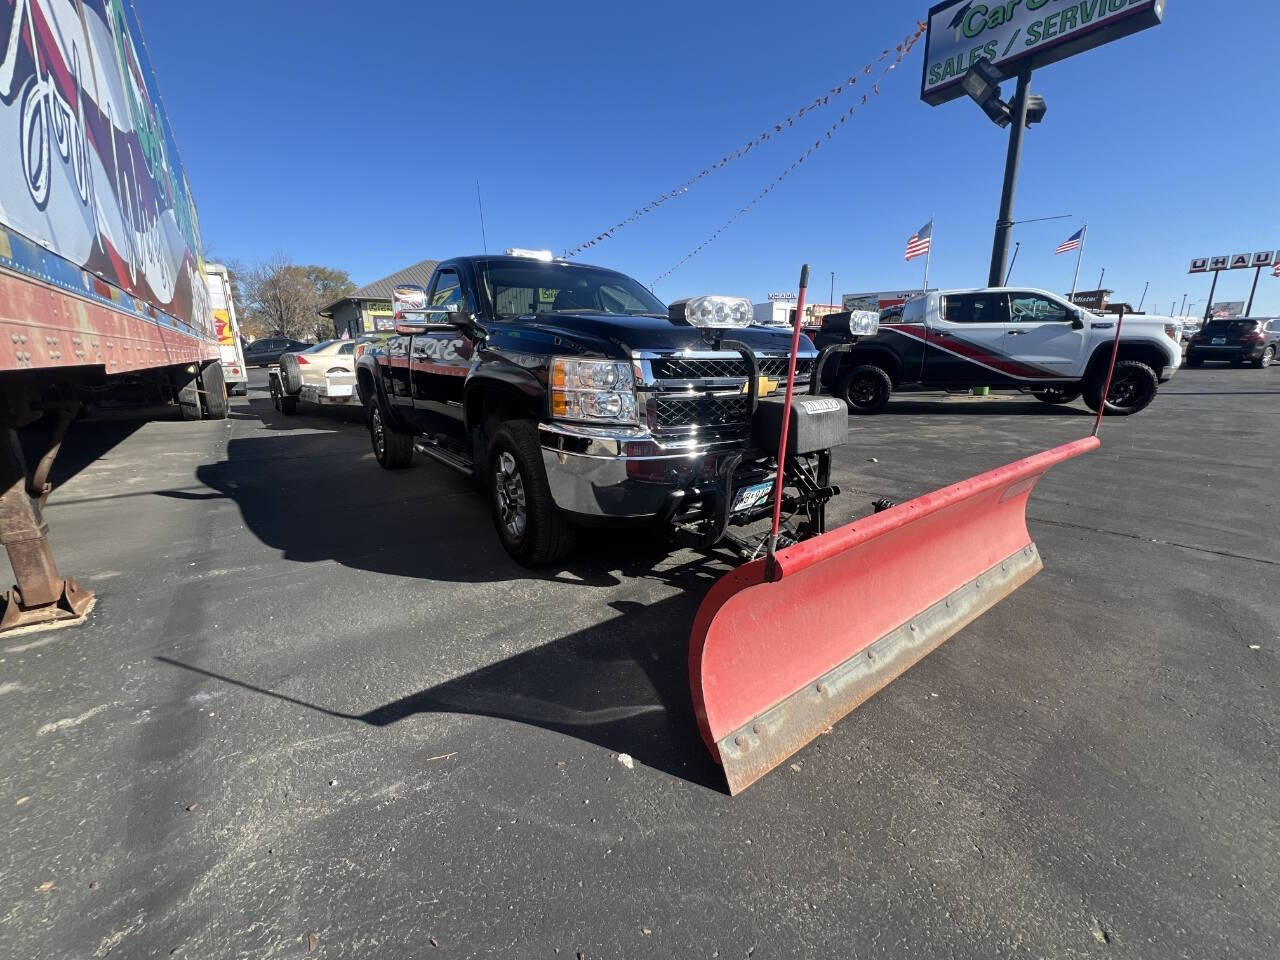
[158,555,730,791]
[178,397,735,789]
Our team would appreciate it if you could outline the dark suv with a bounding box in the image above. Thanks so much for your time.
[1186,318,1278,369]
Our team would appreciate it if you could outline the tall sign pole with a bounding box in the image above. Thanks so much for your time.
[988,72,1031,288]
[1070,222,1089,300]
[1245,267,1262,317]
[1203,271,1219,322]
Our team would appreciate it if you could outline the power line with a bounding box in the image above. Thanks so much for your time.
[564,23,926,260]
[650,31,924,287]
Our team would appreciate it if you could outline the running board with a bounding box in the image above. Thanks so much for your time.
[414,440,474,479]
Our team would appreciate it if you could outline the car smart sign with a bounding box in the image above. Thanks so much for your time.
[922,0,1166,105]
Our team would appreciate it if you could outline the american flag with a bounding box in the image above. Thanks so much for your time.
[904,220,932,261]
[1056,229,1084,255]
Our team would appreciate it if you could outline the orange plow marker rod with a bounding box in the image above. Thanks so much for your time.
[689,436,1100,795]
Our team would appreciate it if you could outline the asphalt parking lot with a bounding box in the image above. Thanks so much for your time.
[2,366,1276,958]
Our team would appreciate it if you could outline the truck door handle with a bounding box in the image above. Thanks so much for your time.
[1007,330,1027,336]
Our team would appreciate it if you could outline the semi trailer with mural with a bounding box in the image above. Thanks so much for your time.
[0,0,224,631]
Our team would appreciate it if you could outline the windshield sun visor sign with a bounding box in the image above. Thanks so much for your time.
[921,0,1166,105]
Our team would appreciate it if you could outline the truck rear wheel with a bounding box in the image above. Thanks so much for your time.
[367,396,412,468]
[486,420,575,567]
[840,365,892,414]
[200,362,228,420]
[176,368,202,421]
[1031,386,1082,405]
[1084,360,1158,416]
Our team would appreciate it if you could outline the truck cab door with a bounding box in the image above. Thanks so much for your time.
[923,292,1017,385]
[410,268,475,446]
[1005,291,1089,378]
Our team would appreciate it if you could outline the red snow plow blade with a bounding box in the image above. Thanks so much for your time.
[690,435,1099,794]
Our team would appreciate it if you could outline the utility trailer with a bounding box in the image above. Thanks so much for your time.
[0,0,225,632]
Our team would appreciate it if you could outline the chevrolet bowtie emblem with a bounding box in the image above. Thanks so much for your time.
[743,375,781,397]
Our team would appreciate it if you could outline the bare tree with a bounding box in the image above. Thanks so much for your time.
[232,254,356,341]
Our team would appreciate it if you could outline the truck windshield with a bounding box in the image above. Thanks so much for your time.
[477,261,667,319]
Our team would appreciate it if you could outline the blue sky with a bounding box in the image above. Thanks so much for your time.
[137,0,1279,316]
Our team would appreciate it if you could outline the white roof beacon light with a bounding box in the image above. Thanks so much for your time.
[504,247,555,262]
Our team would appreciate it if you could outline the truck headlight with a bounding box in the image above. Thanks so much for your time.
[550,358,639,425]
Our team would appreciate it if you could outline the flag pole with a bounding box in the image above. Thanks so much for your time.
[921,215,934,296]
[1070,222,1088,301]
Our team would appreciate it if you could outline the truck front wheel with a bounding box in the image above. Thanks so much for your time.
[840,365,893,414]
[1084,360,1158,416]
[367,396,412,468]
[486,420,575,566]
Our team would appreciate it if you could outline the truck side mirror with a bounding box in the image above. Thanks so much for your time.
[1070,312,1086,330]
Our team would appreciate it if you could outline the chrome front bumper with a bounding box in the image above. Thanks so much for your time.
[539,421,737,519]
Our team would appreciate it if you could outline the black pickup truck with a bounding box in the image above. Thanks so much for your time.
[354,253,846,566]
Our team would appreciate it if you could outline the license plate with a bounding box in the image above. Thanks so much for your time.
[1212,337,1226,345]
[732,481,774,513]
[326,382,354,397]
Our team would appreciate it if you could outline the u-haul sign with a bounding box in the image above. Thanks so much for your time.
[922,0,1167,105]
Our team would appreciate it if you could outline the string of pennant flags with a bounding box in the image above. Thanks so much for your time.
[563,22,927,262]
[647,26,927,286]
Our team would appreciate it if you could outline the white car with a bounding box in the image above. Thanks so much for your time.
[269,340,360,415]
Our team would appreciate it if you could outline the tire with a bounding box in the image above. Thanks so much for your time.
[1253,346,1274,369]
[281,355,304,395]
[1084,360,1159,417]
[485,419,575,566]
[200,362,228,420]
[366,395,412,469]
[839,365,893,414]
[1186,356,1203,368]
[1031,386,1082,405]
[280,396,298,416]
[269,376,282,411]
[176,369,202,420]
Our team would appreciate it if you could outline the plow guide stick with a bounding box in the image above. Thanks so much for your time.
[690,435,1099,795]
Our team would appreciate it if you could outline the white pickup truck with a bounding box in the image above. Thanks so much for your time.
[814,287,1182,415]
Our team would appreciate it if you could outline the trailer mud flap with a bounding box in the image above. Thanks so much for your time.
[689,436,1100,795]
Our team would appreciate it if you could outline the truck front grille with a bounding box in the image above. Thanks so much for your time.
[640,353,814,437]
[650,357,814,382]
[653,394,751,429]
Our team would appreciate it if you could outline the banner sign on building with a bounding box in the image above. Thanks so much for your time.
[767,292,798,302]
[921,0,1167,106]
[0,0,210,334]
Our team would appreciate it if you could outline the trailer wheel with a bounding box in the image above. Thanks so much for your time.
[200,362,229,420]
[176,369,202,420]
[1084,360,1158,416]
[486,420,575,566]
[840,365,893,414]
[269,376,282,411]
[366,396,412,468]
[1031,386,1082,405]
